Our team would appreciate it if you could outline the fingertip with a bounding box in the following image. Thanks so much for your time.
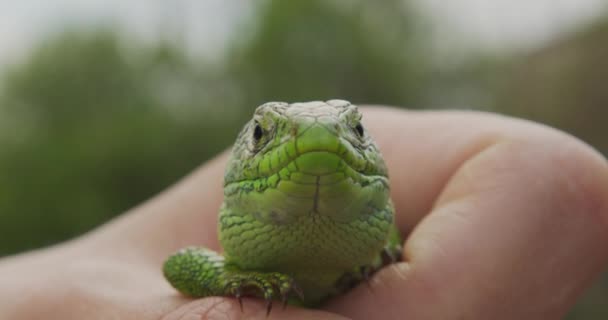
[324,262,428,320]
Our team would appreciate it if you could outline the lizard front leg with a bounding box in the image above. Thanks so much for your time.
[163,247,303,314]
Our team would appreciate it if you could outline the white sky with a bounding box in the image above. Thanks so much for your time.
[0,0,607,67]
[0,0,248,67]
[417,0,608,53]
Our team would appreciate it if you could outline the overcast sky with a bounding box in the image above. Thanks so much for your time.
[418,0,608,52]
[1,0,607,67]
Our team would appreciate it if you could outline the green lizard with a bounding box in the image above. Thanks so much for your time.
[163,100,402,313]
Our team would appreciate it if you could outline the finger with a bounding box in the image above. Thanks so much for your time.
[326,109,608,319]
[161,297,350,320]
[360,108,570,233]
[86,152,229,264]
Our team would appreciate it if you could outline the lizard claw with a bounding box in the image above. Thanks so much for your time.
[291,281,305,301]
[224,280,246,312]
[221,271,304,315]
[382,247,397,263]
[265,298,273,317]
[382,244,403,264]
[278,277,304,309]
[360,265,371,281]
[359,266,374,292]
[235,289,244,312]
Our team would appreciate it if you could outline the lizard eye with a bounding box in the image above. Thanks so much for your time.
[253,123,264,141]
[354,122,364,137]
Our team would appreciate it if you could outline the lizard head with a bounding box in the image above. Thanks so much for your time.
[223,100,390,223]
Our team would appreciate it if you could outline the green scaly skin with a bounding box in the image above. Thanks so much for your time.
[163,100,402,311]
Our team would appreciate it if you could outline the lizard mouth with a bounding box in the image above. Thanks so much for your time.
[224,147,386,191]
[292,150,345,176]
[274,150,388,200]
[223,149,389,219]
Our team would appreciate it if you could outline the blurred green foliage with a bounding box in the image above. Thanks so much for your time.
[0,30,237,253]
[227,0,426,106]
[0,0,606,317]
[0,0,426,255]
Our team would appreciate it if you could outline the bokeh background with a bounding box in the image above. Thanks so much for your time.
[1,1,606,318]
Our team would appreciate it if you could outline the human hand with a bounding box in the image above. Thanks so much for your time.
[1,107,607,319]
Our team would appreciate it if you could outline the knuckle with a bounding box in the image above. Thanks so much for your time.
[503,123,608,229]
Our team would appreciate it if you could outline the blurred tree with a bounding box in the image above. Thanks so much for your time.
[0,30,234,255]
[227,0,429,115]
